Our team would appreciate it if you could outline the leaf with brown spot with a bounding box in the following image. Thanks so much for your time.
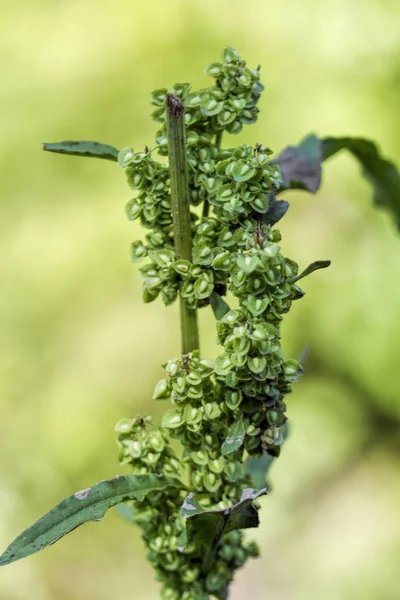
[0,474,181,566]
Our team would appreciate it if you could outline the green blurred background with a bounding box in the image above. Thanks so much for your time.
[1,1,400,598]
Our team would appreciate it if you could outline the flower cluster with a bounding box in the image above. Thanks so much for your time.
[115,46,309,600]
[215,310,302,457]
[154,352,248,505]
[117,46,273,309]
[115,415,182,476]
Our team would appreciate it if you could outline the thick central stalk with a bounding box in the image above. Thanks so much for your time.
[166,94,200,354]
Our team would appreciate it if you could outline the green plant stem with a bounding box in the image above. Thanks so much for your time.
[166,93,199,354]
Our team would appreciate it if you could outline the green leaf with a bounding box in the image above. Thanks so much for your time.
[0,474,180,567]
[180,487,267,558]
[274,134,322,193]
[210,291,231,320]
[294,260,331,282]
[221,416,245,456]
[321,136,400,228]
[43,140,119,162]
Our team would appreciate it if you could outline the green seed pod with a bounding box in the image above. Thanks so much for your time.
[208,457,224,474]
[229,97,247,111]
[190,449,209,466]
[217,108,237,126]
[230,352,247,367]
[118,146,135,168]
[171,375,186,394]
[148,431,166,453]
[185,91,202,107]
[244,540,260,558]
[186,385,203,399]
[186,371,202,386]
[218,227,235,247]
[173,259,191,276]
[205,62,223,77]
[164,457,182,475]
[161,586,179,600]
[267,409,279,425]
[206,571,227,593]
[236,254,259,274]
[212,250,231,270]
[182,567,200,584]
[183,404,203,425]
[203,401,222,420]
[246,424,261,437]
[225,389,242,410]
[150,88,167,106]
[152,378,170,400]
[225,371,239,388]
[149,536,164,552]
[231,159,256,182]
[225,460,244,482]
[201,94,224,117]
[194,273,214,300]
[125,198,142,221]
[193,240,214,266]
[217,183,235,201]
[204,434,214,447]
[115,418,134,434]
[222,45,242,64]
[130,241,147,262]
[163,551,180,571]
[191,470,203,490]
[142,451,161,465]
[227,119,243,135]
[172,82,191,98]
[203,471,222,493]
[237,68,253,88]
[233,547,247,567]
[123,439,142,458]
[283,359,303,382]
[200,175,218,194]
[214,354,233,376]
[248,356,267,374]
[180,280,195,299]
[250,194,269,213]
[244,295,270,317]
[162,409,184,429]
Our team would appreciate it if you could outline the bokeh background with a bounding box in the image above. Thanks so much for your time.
[1,1,400,599]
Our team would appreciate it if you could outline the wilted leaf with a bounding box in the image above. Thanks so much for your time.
[261,197,290,226]
[0,474,181,567]
[43,140,119,161]
[274,134,322,193]
[210,291,231,320]
[221,416,245,456]
[275,134,400,228]
[294,260,331,282]
[180,487,267,560]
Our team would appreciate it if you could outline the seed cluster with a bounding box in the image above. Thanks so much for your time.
[115,47,305,600]
[115,413,258,600]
